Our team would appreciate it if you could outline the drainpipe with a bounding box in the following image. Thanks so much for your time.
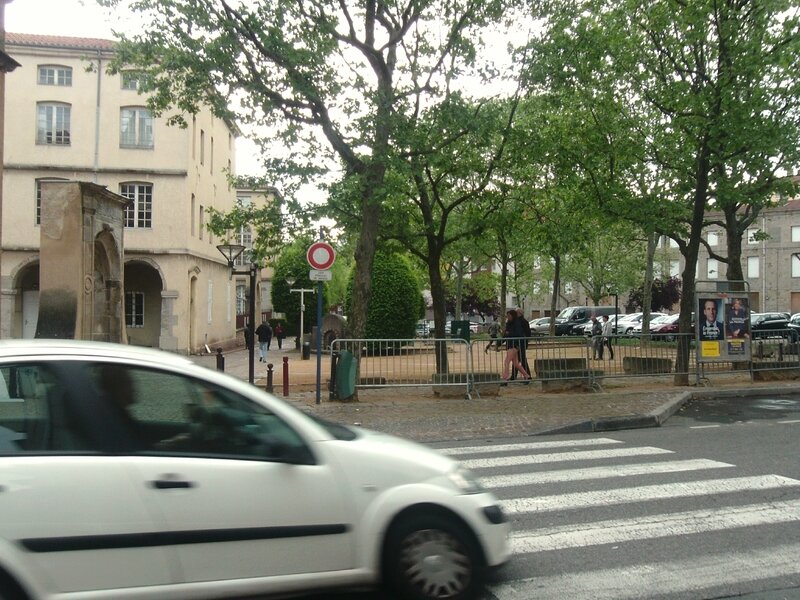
[93,50,101,182]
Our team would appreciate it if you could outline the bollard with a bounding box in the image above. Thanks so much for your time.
[329,351,339,400]
[778,341,784,362]
[215,347,225,372]
[282,356,289,396]
[266,363,274,394]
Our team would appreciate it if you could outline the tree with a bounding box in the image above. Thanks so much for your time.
[98,0,516,344]
[528,0,800,383]
[626,277,682,313]
[345,251,421,340]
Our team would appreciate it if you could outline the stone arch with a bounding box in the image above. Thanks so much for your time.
[123,258,165,348]
[8,259,41,339]
[91,229,123,342]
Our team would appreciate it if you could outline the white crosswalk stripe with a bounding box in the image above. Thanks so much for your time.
[502,474,800,514]
[492,543,800,599]
[440,437,623,456]
[436,436,800,599]
[479,458,733,488]
[510,499,800,553]
[460,445,673,469]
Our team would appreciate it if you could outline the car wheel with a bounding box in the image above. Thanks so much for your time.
[384,513,482,600]
[625,327,633,335]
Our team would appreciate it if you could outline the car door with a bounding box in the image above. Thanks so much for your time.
[84,363,355,586]
[0,360,177,596]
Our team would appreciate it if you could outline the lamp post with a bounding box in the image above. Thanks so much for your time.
[217,243,258,384]
[286,276,314,350]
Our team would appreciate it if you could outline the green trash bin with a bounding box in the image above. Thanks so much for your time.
[335,350,357,400]
[450,320,471,342]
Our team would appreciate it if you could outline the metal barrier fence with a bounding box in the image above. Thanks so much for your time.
[329,331,800,395]
[329,338,473,397]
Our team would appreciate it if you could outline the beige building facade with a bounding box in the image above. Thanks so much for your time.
[2,33,244,353]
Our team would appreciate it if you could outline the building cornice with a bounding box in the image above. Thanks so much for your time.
[4,164,188,177]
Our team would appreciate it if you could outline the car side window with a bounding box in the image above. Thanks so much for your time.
[0,363,93,453]
[86,363,314,463]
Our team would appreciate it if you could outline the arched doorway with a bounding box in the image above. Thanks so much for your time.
[15,262,40,339]
[124,260,164,348]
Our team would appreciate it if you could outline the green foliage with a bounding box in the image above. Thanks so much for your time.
[626,277,683,313]
[345,251,421,340]
[271,237,330,336]
[445,271,500,318]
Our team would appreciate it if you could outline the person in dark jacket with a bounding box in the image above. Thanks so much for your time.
[512,309,532,380]
[501,310,530,382]
[254,322,273,362]
[274,323,285,349]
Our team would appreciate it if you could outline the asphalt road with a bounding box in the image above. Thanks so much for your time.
[296,394,800,600]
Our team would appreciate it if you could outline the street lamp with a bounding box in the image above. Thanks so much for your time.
[286,276,314,351]
[217,243,258,384]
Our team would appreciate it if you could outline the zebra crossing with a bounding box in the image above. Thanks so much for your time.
[439,436,800,599]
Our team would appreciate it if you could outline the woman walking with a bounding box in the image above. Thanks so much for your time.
[502,310,530,382]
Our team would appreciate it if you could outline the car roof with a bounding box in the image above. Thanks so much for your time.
[0,339,196,370]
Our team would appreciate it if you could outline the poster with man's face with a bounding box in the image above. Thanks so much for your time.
[699,298,724,340]
[725,297,749,339]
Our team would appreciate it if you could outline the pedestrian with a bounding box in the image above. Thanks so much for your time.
[274,323,285,349]
[501,310,530,384]
[591,316,603,360]
[254,321,273,363]
[243,326,253,352]
[601,314,614,360]
[485,318,501,353]
[514,309,532,379]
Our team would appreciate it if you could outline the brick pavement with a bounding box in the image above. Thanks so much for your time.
[190,342,800,443]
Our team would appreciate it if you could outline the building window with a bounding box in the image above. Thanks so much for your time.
[707,232,718,246]
[236,283,247,315]
[210,136,214,173]
[120,182,153,228]
[121,71,143,91]
[125,292,145,328]
[707,258,719,279]
[670,260,680,277]
[792,226,800,243]
[200,129,205,165]
[199,205,204,240]
[35,178,68,225]
[36,102,71,145]
[235,225,252,267]
[793,256,800,278]
[747,256,760,278]
[37,65,72,86]
[191,194,196,236]
[120,107,154,148]
[747,228,759,244]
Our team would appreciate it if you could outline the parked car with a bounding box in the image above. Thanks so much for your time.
[0,340,509,600]
[650,314,681,341]
[553,305,618,335]
[632,314,671,336]
[415,319,430,338]
[529,317,552,336]
[619,312,667,335]
[750,312,799,341]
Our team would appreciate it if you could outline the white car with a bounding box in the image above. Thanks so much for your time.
[632,314,671,336]
[0,340,509,600]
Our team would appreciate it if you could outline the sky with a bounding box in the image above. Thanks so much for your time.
[5,0,271,179]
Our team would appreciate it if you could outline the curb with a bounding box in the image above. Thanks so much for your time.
[535,392,693,436]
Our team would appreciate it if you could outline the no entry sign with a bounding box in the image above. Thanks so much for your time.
[306,241,336,270]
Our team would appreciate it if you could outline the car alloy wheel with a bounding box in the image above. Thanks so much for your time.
[385,514,481,600]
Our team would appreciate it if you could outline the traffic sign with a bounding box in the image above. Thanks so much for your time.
[306,241,336,270]
[309,269,333,281]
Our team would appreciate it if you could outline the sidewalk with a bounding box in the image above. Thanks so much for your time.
[190,342,800,443]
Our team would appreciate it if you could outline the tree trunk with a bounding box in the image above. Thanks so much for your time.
[641,233,657,338]
[549,254,561,335]
[428,249,449,374]
[724,206,746,292]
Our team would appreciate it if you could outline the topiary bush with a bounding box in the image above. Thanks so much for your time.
[345,251,421,340]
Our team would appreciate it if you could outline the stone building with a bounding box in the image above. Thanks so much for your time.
[1,33,245,352]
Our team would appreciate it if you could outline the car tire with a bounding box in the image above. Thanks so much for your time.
[384,513,482,600]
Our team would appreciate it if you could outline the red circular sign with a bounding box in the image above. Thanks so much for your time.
[307,241,336,270]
